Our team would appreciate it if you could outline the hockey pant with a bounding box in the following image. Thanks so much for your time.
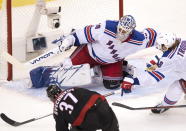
[70,45,123,81]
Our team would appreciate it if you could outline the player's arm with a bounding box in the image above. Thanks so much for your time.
[52,22,104,51]
[133,56,170,88]
[142,28,158,48]
[54,114,69,131]
[73,22,104,45]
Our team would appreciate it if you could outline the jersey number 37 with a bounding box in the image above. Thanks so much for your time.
[59,93,78,114]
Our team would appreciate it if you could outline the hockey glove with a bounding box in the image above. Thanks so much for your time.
[52,35,75,52]
[121,77,134,96]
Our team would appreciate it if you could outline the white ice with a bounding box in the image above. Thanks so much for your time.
[1,82,186,131]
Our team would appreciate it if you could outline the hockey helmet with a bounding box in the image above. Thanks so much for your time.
[47,85,62,101]
[117,15,136,41]
[156,33,177,52]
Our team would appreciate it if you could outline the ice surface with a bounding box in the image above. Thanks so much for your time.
[1,80,186,131]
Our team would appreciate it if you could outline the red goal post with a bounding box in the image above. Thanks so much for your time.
[0,0,124,81]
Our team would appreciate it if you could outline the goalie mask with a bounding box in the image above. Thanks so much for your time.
[47,85,62,101]
[156,33,177,52]
[116,15,136,42]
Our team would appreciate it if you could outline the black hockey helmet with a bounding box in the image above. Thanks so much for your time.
[46,85,62,101]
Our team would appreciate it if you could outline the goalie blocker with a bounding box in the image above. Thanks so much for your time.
[30,64,91,88]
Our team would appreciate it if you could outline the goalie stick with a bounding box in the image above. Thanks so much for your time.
[2,45,161,70]
[2,36,68,70]
[112,102,186,110]
[2,47,63,69]
[2,28,77,70]
[0,90,120,127]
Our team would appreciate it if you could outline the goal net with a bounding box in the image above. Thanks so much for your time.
[0,0,123,81]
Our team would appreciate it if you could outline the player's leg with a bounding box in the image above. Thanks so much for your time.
[151,80,184,114]
[70,45,98,67]
[101,61,123,89]
[29,45,98,88]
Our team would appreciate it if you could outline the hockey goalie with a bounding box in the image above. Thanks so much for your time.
[1,14,161,89]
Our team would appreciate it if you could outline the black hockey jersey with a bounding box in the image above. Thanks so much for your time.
[53,87,106,131]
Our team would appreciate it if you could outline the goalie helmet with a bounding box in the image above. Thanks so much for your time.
[156,33,177,52]
[47,85,62,101]
[116,15,136,42]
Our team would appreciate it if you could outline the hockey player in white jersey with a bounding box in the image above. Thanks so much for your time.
[121,32,186,113]
[33,15,157,90]
[0,15,158,89]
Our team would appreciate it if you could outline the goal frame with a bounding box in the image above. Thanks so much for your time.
[3,0,124,81]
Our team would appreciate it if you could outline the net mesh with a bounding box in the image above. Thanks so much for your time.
[0,0,122,80]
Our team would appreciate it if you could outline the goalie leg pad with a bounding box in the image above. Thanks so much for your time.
[103,79,121,89]
[30,64,91,88]
[30,66,53,88]
[179,79,186,94]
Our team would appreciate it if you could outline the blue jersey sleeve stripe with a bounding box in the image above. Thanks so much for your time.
[147,71,160,82]
[128,39,143,45]
[73,33,81,46]
[164,95,177,105]
[128,41,143,45]
[152,71,164,80]
[154,71,165,78]
[91,47,108,64]
[84,25,95,43]
[104,29,117,38]
[168,46,178,59]
[146,28,157,47]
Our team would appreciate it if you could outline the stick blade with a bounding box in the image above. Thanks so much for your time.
[0,113,20,126]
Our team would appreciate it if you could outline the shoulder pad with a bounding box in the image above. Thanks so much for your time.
[105,20,118,33]
[130,30,145,41]
[144,28,157,47]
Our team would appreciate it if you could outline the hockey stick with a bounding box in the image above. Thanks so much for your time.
[2,45,160,70]
[2,28,76,70]
[2,47,62,69]
[0,90,120,127]
[112,102,186,110]
[2,38,69,70]
[0,113,52,127]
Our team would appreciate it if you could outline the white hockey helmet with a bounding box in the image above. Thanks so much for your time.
[117,15,136,42]
[156,33,177,52]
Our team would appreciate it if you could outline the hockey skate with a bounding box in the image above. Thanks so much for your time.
[151,103,169,114]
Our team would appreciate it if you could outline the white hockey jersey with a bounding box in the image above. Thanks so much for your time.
[134,39,186,87]
[72,20,157,64]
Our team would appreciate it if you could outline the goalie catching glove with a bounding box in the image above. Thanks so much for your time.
[52,35,75,51]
